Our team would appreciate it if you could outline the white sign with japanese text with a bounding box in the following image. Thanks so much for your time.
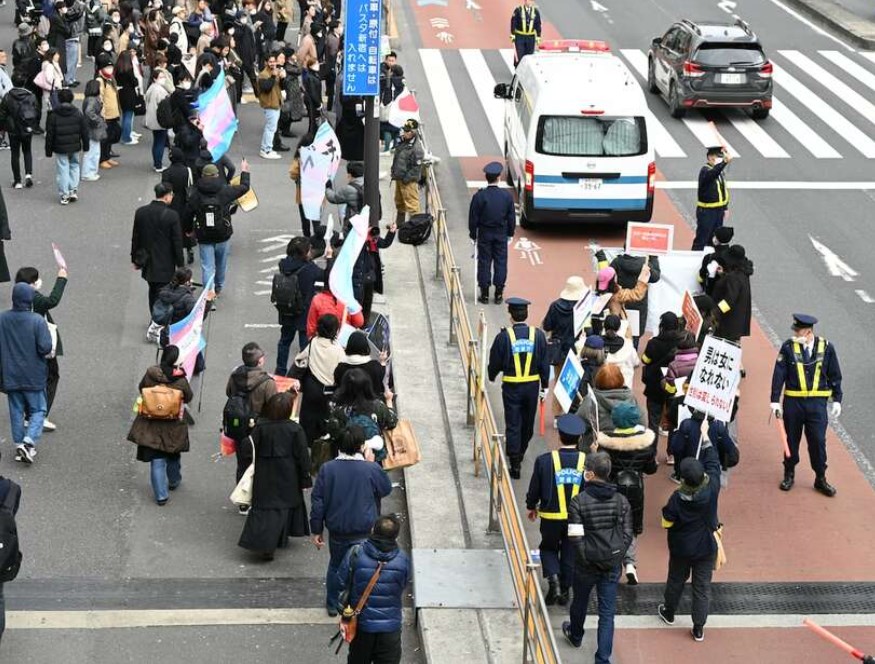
[683,335,741,422]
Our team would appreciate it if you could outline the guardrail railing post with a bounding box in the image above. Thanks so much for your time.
[434,209,445,280]
[487,433,503,533]
[448,266,460,345]
[466,339,477,425]
[521,565,539,664]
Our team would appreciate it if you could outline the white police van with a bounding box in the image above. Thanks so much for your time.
[494,40,655,228]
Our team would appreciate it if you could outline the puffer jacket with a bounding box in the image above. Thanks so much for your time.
[156,283,196,324]
[662,445,722,560]
[390,135,424,184]
[276,255,324,328]
[542,297,575,360]
[337,538,410,633]
[642,332,680,401]
[143,80,169,131]
[662,348,699,396]
[712,261,754,340]
[45,102,89,156]
[596,426,657,534]
[567,481,633,574]
[577,387,645,435]
[82,95,107,141]
[185,171,251,244]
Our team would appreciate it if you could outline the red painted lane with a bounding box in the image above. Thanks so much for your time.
[408,0,562,50]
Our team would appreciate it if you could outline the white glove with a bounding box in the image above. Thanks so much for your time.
[770,402,783,419]
[707,260,719,278]
[539,388,548,401]
[831,402,842,418]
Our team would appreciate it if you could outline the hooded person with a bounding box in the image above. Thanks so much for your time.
[712,244,753,343]
[699,226,734,295]
[162,146,196,264]
[602,313,639,389]
[577,363,645,437]
[595,401,657,585]
[641,311,681,454]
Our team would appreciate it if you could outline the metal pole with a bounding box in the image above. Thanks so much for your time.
[448,266,460,345]
[363,96,380,227]
[487,433,502,532]
[521,579,532,664]
[466,340,476,425]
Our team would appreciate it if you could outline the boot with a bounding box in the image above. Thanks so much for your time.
[779,468,794,492]
[395,211,406,227]
[186,247,195,265]
[509,456,521,480]
[478,287,490,304]
[544,575,559,606]
[556,588,569,606]
[493,287,504,304]
[814,475,836,497]
[272,136,290,152]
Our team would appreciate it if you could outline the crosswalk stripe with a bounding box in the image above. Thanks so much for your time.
[779,50,875,129]
[499,49,516,74]
[859,52,875,68]
[772,62,875,157]
[619,49,736,157]
[459,49,505,152]
[418,49,477,157]
[770,97,842,158]
[726,112,789,158]
[819,50,875,93]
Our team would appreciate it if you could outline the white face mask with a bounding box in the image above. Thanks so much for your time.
[179,80,191,89]
[33,278,43,291]
[792,335,810,345]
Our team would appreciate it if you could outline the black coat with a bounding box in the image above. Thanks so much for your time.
[131,200,184,283]
[185,172,250,244]
[250,419,311,509]
[0,88,37,139]
[611,253,660,336]
[162,151,193,231]
[0,186,10,283]
[712,261,753,340]
[641,332,679,401]
[115,68,139,112]
[334,359,385,394]
[596,427,657,534]
[45,102,89,156]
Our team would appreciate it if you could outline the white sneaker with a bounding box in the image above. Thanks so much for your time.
[81,174,100,181]
[625,563,638,585]
[131,131,142,139]
[259,150,281,160]
[146,321,162,342]
[42,419,56,432]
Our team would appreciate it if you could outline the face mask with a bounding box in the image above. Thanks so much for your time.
[179,80,191,89]
[33,278,43,291]
[792,335,809,345]
[103,43,112,51]
[112,15,119,23]
[249,8,256,14]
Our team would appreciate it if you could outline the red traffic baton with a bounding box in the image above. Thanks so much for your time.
[538,399,546,437]
[773,415,791,459]
[803,618,875,662]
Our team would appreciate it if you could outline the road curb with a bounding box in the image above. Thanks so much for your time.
[780,0,875,49]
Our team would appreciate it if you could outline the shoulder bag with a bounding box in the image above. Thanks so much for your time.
[229,436,256,506]
[382,419,422,471]
[330,550,383,653]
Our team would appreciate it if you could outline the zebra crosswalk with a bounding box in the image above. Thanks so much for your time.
[416,47,875,162]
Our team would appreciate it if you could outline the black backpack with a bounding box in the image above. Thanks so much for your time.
[222,373,271,441]
[11,89,39,134]
[0,480,22,583]
[193,195,230,242]
[271,266,305,316]
[582,494,627,573]
[398,213,433,246]
[156,97,176,129]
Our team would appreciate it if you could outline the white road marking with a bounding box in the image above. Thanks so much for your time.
[499,48,516,74]
[258,234,294,243]
[467,179,875,189]
[619,50,735,156]
[766,0,855,51]
[860,51,875,68]
[244,323,282,328]
[418,49,477,156]
[253,290,272,296]
[260,253,286,263]
[809,235,859,282]
[591,0,608,11]
[726,112,789,158]
[258,242,289,254]
[459,49,505,150]
[856,289,875,303]
[549,613,875,630]
[819,51,875,93]
[255,280,272,286]
[770,97,841,159]
[772,63,875,157]
[717,0,737,12]
[780,50,875,130]
[260,266,278,274]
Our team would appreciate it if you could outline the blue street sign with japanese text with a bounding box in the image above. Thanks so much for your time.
[343,0,382,95]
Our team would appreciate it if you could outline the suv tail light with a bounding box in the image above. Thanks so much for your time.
[758,61,773,78]
[524,160,534,192]
[683,61,704,78]
[647,162,656,196]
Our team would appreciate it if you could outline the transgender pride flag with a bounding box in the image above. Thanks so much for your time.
[197,69,238,160]
[329,206,370,315]
[169,278,213,379]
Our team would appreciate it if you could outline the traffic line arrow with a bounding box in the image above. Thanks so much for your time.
[809,235,859,282]
[591,0,608,11]
[718,0,737,12]
[258,235,294,244]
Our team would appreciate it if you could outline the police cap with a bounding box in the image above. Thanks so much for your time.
[792,313,818,329]
[557,414,587,438]
[584,335,605,350]
[483,161,503,177]
[505,297,530,307]
[706,146,724,158]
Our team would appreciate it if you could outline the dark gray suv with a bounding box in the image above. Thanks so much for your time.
[647,19,773,120]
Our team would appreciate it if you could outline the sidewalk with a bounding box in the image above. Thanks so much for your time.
[782,0,875,48]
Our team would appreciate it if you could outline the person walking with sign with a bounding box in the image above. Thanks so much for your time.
[526,414,589,606]
[509,0,541,66]
[468,161,516,305]
[488,297,550,479]
[770,314,842,497]
[692,147,731,251]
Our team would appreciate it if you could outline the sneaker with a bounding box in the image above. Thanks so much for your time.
[669,471,681,484]
[157,498,168,506]
[657,603,675,626]
[25,174,33,188]
[561,621,582,648]
[625,563,638,585]
[13,182,22,189]
[131,131,142,138]
[16,443,34,464]
[121,139,139,146]
[42,419,57,432]
[238,505,250,516]
[666,454,675,466]
[259,150,281,160]
[692,625,704,642]
[69,190,78,201]
[59,195,70,205]
[146,321,162,343]
[0,141,9,150]
[81,173,100,181]
[154,165,167,173]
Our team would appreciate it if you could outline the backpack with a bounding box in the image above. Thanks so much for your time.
[222,373,271,440]
[12,89,39,134]
[151,297,175,326]
[397,213,433,246]
[346,410,387,463]
[271,267,305,315]
[156,96,176,129]
[582,493,627,573]
[193,195,230,242]
[0,480,22,583]
[139,385,184,420]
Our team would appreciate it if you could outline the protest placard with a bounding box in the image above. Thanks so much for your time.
[572,288,594,337]
[625,222,674,256]
[682,289,702,339]
[683,335,742,422]
[230,176,258,211]
[554,350,585,414]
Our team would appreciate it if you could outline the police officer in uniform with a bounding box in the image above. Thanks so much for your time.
[488,297,550,479]
[770,314,842,497]
[692,146,732,251]
[526,414,590,605]
[509,0,541,66]
[469,161,516,305]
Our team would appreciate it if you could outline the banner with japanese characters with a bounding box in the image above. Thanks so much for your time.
[683,335,742,422]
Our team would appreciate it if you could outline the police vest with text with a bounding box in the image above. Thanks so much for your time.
[504,326,540,383]
[539,451,586,521]
[784,338,832,398]
[696,164,729,209]
[512,5,538,36]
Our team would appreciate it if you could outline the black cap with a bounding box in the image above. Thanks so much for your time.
[706,146,724,158]
[679,457,705,487]
[713,226,734,244]
[792,313,818,329]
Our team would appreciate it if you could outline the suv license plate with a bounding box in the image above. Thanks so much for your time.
[579,178,602,190]
[719,73,745,85]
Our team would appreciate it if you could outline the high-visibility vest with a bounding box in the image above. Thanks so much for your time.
[784,338,832,398]
[514,6,537,35]
[539,451,586,520]
[502,326,540,383]
[697,165,729,208]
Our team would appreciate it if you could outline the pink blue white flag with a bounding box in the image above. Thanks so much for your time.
[169,278,213,378]
[197,69,238,160]
[328,206,369,315]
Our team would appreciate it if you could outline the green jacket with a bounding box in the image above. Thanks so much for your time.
[32,276,67,357]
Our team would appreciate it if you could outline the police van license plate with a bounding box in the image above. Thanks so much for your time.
[579,178,602,191]
[719,73,745,85]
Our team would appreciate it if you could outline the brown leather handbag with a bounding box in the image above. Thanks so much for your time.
[382,419,422,471]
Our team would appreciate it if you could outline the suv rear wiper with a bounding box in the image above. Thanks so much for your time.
[728,61,755,66]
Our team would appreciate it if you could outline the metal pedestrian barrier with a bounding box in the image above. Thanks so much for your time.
[417,126,561,664]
